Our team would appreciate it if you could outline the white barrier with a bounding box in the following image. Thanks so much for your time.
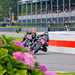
[48,31,75,54]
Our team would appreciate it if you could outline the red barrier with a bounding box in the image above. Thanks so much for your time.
[48,40,75,48]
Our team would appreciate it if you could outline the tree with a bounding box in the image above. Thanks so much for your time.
[0,0,19,20]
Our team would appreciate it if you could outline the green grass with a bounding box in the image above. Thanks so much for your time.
[57,72,75,75]
[0,26,33,28]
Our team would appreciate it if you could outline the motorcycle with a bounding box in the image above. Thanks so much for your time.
[31,34,48,54]
[22,32,48,54]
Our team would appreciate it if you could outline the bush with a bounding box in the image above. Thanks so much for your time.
[0,35,56,75]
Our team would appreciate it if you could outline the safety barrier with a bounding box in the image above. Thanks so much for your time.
[48,31,75,54]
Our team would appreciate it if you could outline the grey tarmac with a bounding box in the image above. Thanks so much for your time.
[36,51,75,72]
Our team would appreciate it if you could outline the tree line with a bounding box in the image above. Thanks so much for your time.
[0,0,19,20]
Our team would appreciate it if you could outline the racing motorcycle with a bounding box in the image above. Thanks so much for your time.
[22,32,48,54]
[31,34,48,54]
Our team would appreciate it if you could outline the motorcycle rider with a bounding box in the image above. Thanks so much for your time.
[22,29,48,54]
[22,32,33,48]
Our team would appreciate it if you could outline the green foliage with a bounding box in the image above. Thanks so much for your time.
[0,35,14,44]
[0,35,43,75]
[0,35,27,53]
[0,35,28,75]
[15,70,27,75]
[0,65,6,75]
[0,48,8,59]
[0,0,19,18]
[31,69,44,75]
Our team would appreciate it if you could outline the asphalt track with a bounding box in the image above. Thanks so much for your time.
[36,51,75,72]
